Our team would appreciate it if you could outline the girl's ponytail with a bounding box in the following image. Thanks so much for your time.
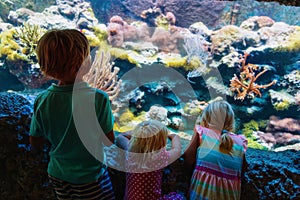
[199,100,235,155]
[219,131,233,155]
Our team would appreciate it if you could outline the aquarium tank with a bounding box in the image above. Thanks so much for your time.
[0,0,299,199]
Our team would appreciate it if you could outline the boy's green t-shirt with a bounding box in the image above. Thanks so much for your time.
[30,82,114,184]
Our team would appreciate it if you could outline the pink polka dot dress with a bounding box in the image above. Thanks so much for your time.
[124,148,183,200]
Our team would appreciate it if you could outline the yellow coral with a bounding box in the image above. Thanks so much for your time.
[93,25,108,41]
[15,23,45,62]
[109,47,129,60]
[115,111,147,132]
[161,54,209,71]
[86,25,108,47]
[276,26,300,52]
[86,34,101,47]
[0,28,23,60]
[274,100,290,111]
[155,15,170,30]
[118,109,135,126]
[247,137,268,150]
[109,47,141,66]
[163,55,187,68]
[241,120,268,150]
[242,120,259,137]
[0,24,44,63]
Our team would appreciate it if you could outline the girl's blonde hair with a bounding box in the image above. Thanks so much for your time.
[128,120,169,153]
[198,100,235,154]
[36,29,90,80]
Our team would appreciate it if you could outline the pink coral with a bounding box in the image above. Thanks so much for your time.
[107,22,124,47]
[165,12,176,25]
[110,15,125,25]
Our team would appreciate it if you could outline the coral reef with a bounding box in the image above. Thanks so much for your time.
[256,0,300,6]
[207,77,232,96]
[0,26,50,88]
[146,105,170,125]
[118,109,135,127]
[0,0,55,24]
[296,91,300,106]
[242,120,269,150]
[83,50,122,101]
[0,22,44,63]
[0,1,300,199]
[14,22,45,63]
[248,116,300,149]
[269,89,296,111]
[240,16,275,31]
[183,32,210,65]
[183,100,207,118]
[0,0,105,89]
[230,54,276,101]
[275,26,300,52]
[0,28,27,61]
[280,69,300,93]
[210,25,242,56]
[85,24,108,47]
[0,92,54,200]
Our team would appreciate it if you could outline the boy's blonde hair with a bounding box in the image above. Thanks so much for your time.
[36,29,90,80]
[198,100,235,154]
[129,120,169,153]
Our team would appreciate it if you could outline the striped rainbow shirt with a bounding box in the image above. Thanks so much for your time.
[189,125,247,200]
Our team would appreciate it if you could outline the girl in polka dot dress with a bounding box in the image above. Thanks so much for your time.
[117,119,184,200]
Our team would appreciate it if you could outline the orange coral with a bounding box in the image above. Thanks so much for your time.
[230,53,276,101]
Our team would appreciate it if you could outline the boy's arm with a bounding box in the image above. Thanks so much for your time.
[30,97,45,153]
[168,134,181,162]
[104,130,115,146]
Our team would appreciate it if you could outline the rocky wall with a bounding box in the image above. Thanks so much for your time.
[90,0,300,29]
[0,92,299,199]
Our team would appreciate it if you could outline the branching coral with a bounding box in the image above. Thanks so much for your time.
[84,50,122,101]
[0,23,45,63]
[14,23,45,63]
[0,28,27,61]
[230,53,276,101]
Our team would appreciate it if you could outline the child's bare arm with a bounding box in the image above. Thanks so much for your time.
[104,130,115,146]
[183,131,199,167]
[115,131,133,150]
[168,133,181,162]
[241,154,248,178]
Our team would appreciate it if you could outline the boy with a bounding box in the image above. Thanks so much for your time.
[30,29,115,199]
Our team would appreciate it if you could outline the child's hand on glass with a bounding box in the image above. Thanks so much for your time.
[168,133,178,140]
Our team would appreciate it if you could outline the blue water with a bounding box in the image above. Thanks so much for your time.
[0,0,299,150]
